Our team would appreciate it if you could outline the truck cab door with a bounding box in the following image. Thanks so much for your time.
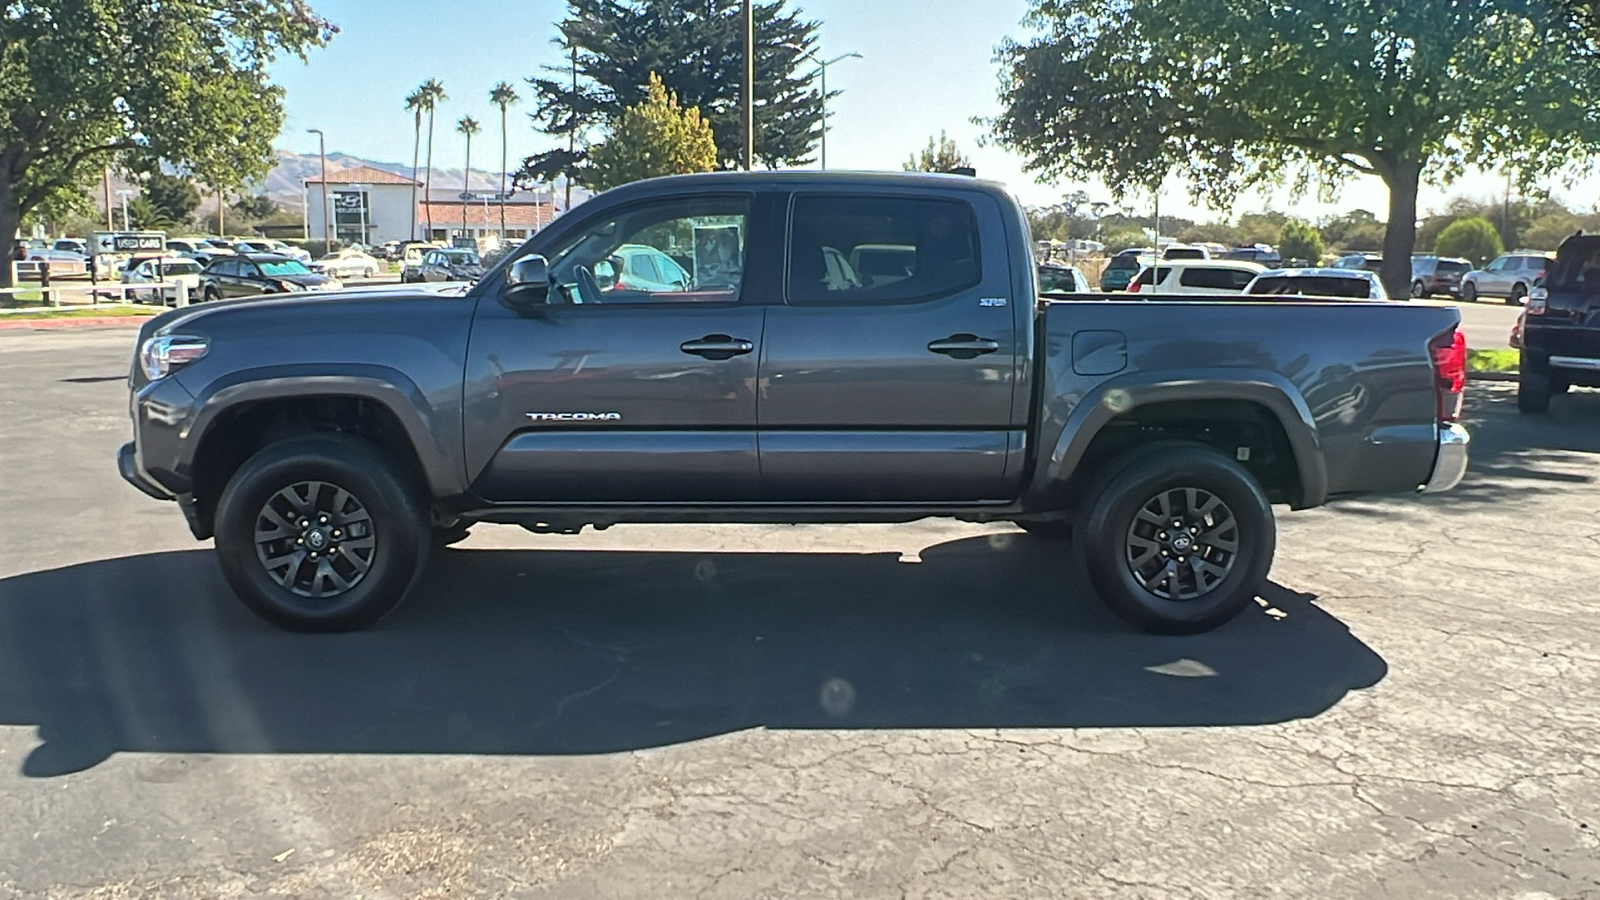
[755,190,1023,501]
[463,193,767,502]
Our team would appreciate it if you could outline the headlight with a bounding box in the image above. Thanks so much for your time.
[277,280,306,292]
[139,335,209,381]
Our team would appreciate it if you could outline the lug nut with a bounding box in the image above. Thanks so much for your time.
[319,514,329,524]
[309,551,318,559]
[1161,550,1169,557]
[332,529,341,538]
[1190,526,1199,533]
[295,537,303,545]
[1158,531,1168,540]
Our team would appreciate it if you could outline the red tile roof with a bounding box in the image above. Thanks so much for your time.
[418,201,557,229]
[305,165,419,186]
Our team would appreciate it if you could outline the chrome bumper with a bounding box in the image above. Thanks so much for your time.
[1422,424,1470,493]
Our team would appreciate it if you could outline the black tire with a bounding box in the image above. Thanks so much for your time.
[1075,446,1275,634]
[1016,520,1072,541]
[1508,283,1527,305]
[1411,280,1427,299]
[213,434,431,632]
[1518,367,1552,414]
[202,285,220,303]
[1462,282,1477,303]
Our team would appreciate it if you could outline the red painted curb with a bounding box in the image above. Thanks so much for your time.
[0,315,154,331]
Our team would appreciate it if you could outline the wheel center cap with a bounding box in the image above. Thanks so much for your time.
[306,530,327,550]
[1171,534,1192,552]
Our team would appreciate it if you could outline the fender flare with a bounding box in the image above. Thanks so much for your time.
[181,363,465,497]
[1033,368,1328,509]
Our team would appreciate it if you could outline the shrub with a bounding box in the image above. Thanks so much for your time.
[1434,217,1504,266]
[1278,219,1325,266]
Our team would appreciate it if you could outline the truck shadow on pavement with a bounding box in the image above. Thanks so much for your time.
[0,536,1387,777]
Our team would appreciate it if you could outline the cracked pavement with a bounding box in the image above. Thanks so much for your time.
[0,329,1596,899]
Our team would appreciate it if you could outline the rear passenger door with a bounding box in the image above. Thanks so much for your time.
[756,190,1021,501]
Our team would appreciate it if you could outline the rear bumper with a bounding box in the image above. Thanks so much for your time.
[1421,424,1470,493]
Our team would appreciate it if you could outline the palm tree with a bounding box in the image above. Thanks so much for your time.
[457,115,482,241]
[417,78,447,239]
[404,88,425,240]
[489,82,521,242]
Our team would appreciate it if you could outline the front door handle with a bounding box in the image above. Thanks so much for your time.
[927,334,1001,359]
[681,334,755,360]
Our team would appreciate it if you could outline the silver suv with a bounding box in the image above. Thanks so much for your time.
[1461,252,1553,305]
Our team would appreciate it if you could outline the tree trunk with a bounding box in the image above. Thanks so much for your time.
[424,111,436,238]
[1380,158,1422,300]
[0,187,20,291]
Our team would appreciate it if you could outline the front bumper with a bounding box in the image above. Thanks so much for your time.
[1421,424,1470,493]
[118,441,174,500]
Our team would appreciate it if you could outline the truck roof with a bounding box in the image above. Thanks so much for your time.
[592,169,1014,200]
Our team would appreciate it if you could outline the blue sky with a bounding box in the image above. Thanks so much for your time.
[270,0,1592,222]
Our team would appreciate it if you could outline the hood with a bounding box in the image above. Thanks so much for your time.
[141,283,474,337]
[275,272,337,288]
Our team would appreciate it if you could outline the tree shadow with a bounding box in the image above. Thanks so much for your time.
[0,536,1385,777]
[1324,382,1600,515]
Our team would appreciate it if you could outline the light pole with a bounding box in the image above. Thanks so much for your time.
[307,128,330,248]
[742,0,754,170]
[116,190,136,231]
[801,51,861,170]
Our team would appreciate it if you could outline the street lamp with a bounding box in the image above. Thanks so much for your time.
[307,128,330,248]
[115,190,136,231]
[742,0,753,170]
[801,51,861,170]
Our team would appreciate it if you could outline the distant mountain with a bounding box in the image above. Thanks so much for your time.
[263,150,516,207]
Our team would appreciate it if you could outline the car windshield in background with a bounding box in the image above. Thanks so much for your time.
[442,251,480,265]
[1164,247,1205,259]
[1250,275,1373,298]
[258,260,312,277]
[162,263,201,276]
[1437,260,1470,276]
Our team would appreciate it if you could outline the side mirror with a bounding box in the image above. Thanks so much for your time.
[503,255,551,311]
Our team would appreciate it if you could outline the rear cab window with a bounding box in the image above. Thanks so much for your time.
[1248,275,1375,298]
[786,195,981,304]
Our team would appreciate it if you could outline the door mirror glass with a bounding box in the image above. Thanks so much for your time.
[503,254,551,310]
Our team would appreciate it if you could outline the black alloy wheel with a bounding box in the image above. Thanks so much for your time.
[1123,487,1238,601]
[254,480,376,599]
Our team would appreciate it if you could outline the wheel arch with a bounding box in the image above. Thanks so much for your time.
[1033,370,1328,511]
[183,368,461,537]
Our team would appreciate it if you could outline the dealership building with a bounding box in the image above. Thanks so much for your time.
[304,165,560,247]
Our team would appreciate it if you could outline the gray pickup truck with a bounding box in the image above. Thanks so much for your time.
[119,172,1470,634]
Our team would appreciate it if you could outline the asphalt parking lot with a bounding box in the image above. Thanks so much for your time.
[0,326,1595,899]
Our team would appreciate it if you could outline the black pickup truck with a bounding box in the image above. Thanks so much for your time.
[119,172,1470,634]
[1518,232,1600,413]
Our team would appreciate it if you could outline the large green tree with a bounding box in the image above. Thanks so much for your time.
[990,0,1600,296]
[0,0,333,286]
[144,173,201,224]
[586,74,717,190]
[520,0,824,182]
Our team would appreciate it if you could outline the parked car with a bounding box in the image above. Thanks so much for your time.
[1242,268,1391,300]
[398,242,446,281]
[235,238,313,264]
[408,247,484,283]
[1334,253,1384,272]
[1159,243,1210,260]
[1516,235,1600,412]
[593,243,691,292]
[1224,245,1283,267]
[121,255,204,304]
[1128,260,1265,295]
[21,240,88,278]
[1410,255,1472,298]
[1461,251,1553,305]
[120,171,1469,636]
[1100,248,1154,291]
[198,254,340,301]
[164,238,234,266]
[374,240,404,261]
[311,248,382,279]
[1037,263,1090,293]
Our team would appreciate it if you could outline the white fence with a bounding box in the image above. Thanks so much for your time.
[0,280,190,309]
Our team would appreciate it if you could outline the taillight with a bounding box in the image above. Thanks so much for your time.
[1526,285,1547,315]
[1127,280,1141,292]
[1430,329,1466,423]
[615,279,631,291]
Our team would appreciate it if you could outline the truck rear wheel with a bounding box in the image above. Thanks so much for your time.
[213,434,431,632]
[1518,368,1552,414]
[1076,446,1275,634]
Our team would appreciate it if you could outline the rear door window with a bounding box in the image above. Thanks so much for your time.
[1178,267,1255,290]
[787,195,981,304]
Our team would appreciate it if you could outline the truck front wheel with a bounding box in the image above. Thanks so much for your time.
[213,435,431,632]
[1076,446,1275,634]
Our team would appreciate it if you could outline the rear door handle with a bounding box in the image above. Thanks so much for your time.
[680,334,755,360]
[927,334,1001,359]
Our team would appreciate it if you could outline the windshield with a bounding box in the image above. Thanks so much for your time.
[162,262,201,276]
[441,250,480,265]
[1248,275,1374,298]
[258,259,313,277]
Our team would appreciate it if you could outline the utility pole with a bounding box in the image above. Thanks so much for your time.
[308,128,329,248]
[567,45,577,212]
[743,0,754,170]
[102,168,113,230]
